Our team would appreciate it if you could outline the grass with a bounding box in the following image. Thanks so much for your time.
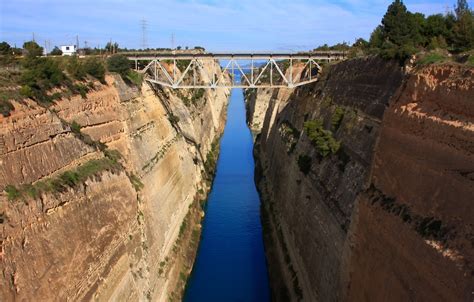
[417,52,449,65]
[126,70,143,87]
[467,54,474,67]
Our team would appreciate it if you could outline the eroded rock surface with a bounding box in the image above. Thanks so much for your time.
[1,63,230,301]
[248,58,473,301]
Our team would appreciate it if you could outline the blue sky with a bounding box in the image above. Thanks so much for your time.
[0,0,470,51]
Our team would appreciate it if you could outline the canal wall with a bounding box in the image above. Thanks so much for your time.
[0,62,230,301]
[246,57,474,301]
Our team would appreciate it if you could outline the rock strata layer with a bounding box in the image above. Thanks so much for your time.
[247,57,473,301]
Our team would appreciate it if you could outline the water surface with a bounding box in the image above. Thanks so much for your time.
[184,89,270,301]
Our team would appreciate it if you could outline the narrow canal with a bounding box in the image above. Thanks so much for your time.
[184,88,270,301]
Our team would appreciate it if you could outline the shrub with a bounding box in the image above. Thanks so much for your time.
[168,113,180,124]
[176,60,191,73]
[20,57,67,103]
[22,41,43,57]
[83,58,105,82]
[130,174,144,191]
[331,106,345,131]
[73,84,89,98]
[126,70,143,87]
[417,52,449,65]
[0,98,14,117]
[70,120,81,134]
[304,119,340,157]
[107,55,131,77]
[5,185,20,200]
[50,46,62,56]
[297,155,312,175]
[67,56,86,80]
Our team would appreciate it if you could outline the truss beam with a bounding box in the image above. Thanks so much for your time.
[132,52,337,89]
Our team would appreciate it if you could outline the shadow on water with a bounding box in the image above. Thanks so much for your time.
[183,86,270,301]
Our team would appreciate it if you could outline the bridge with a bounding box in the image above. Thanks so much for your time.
[125,51,346,89]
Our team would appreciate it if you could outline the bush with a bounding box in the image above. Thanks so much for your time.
[70,120,81,134]
[23,41,43,57]
[126,70,143,87]
[0,98,14,117]
[304,119,340,157]
[107,55,131,77]
[168,113,180,124]
[50,46,62,56]
[20,57,67,103]
[417,52,449,65]
[297,155,312,175]
[331,106,345,131]
[5,185,20,200]
[67,56,86,80]
[83,58,105,82]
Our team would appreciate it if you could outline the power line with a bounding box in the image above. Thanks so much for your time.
[141,19,148,49]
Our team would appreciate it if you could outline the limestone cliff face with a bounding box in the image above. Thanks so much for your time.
[0,62,230,301]
[248,57,473,301]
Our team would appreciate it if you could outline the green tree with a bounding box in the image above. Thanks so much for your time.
[378,0,424,60]
[50,46,62,56]
[0,41,12,55]
[105,42,119,54]
[452,0,474,51]
[107,55,130,77]
[23,41,43,57]
[369,25,384,49]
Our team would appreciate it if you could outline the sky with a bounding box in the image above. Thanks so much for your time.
[0,0,471,52]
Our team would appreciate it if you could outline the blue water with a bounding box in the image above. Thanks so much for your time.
[184,89,270,302]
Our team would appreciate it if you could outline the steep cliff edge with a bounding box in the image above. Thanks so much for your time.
[0,62,230,301]
[248,57,473,301]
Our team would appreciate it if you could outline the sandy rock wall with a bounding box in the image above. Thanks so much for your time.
[347,64,474,301]
[0,60,230,301]
[248,58,473,301]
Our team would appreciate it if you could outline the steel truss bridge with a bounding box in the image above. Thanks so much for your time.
[126,52,346,89]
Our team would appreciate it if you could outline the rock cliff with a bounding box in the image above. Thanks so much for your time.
[0,61,230,301]
[247,57,473,301]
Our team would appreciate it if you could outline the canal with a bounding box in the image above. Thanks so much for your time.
[184,88,270,301]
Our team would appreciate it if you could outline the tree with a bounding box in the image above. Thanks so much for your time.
[0,41,12,55]
[353,38,369,49]
[369,25,384,49]
[452,0,474,51]
[379,0,423,60]
[23,41,43,57]
[105,42,119,54]
[107,55,130,77]
[50,46,62,56]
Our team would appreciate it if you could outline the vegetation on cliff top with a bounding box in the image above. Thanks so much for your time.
[0,43,142,117]
[322,0,474,63]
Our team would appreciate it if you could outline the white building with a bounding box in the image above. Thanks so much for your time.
[61,45,77,56]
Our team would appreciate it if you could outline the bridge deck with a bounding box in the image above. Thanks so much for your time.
[125,51,346,60]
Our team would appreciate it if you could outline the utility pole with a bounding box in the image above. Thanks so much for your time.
[171,33,175,52]
[76,35,80,52]
[32,32,35,42]
[141,19,148,50]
